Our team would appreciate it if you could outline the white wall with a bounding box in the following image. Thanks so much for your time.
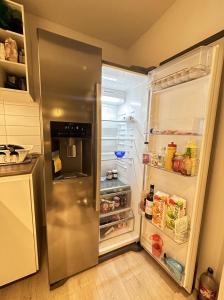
[0,96,41,153]
[127,0,224,67]
[127,0,224,287]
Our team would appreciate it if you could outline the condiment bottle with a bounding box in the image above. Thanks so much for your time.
[183,148,192,176]
[145,184,154,220]
[142,141,150,164]
[187,140,198,176]
[198,267,218,300]
[164,142,177,170]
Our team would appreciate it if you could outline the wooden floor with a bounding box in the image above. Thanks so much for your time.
[0,248,197,300]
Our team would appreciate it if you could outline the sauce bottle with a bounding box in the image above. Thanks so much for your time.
[183,148,192,176]
[198,267,218,300]
[164,142,177,170]
[145,184,154,220]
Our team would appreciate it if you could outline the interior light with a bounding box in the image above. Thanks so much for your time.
[102,95,125,105]
[102,76,117,82]
[131,102,141,107]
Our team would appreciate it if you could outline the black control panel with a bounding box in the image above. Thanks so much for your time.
[50,121,92,138]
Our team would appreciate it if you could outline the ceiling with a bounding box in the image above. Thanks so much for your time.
[18,0,175,48]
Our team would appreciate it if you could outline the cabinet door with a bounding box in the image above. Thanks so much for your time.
[0,176,37,286]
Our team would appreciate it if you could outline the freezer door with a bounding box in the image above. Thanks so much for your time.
[38,29,102,285]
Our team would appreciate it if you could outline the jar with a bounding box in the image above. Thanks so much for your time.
[106,170,113,180]
[112,169,118,179]
[172,152,184,173]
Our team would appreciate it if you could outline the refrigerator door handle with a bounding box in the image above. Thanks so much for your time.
[95,82,101,211]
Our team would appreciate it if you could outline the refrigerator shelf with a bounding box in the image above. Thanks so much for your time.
[100,207,132,218]
[141,236,184,286]
[151,64,210,93]
[143,216,189,245]
[149,165,197,178]
[147,132,202,137]
[100,214,134,229]
[100,213,134,242]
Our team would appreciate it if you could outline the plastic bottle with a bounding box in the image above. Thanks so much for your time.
[164,142,177,170]
[163,253,184,282]
[142,141,150,164]
[198,267,218,300]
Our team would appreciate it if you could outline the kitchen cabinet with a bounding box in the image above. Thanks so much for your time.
[0,0,33,102]
[0,157,42,286]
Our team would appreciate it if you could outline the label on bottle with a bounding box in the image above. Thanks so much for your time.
[199,283,217,299]
[145,200,153,216]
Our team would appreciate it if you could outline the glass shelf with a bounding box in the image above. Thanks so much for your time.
[100,207,132,219]
[102,137,134,140]
[102,120,127,123]
[147,132,202,137]
[143,215,188,245]
[148,164,197,177]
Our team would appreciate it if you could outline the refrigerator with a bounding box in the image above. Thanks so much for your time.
[99,41,224,293]
[38,28,224,293]
[38,29,102,287]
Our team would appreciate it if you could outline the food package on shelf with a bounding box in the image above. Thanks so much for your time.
[152,191,169,229]
[166,195,186,230]
[5,38,18,62]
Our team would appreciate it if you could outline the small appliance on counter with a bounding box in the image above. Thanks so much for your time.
[0,144,33,165]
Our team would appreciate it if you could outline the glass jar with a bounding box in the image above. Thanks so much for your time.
[172,152,184,173]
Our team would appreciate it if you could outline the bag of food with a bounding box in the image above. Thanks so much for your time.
[5,37,18,62]
[152,191,169,229]
[166,195,186,230]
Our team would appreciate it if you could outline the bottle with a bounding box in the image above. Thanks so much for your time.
[164,142,177,170]
[187,140,198,176]
[183,148,192,176]
[142,141,150,164]
[198,267,218,300]
[158,146,166,168]
[145,184,154,220]
[163,253,184,282]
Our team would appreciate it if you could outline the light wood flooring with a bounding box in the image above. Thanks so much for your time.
[0,249,197,300]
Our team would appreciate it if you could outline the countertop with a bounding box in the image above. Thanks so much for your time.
[0,155,41,177]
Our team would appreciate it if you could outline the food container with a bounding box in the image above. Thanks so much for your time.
[152,191,169,229]
[0,144,33,164]
[151,234,163,257]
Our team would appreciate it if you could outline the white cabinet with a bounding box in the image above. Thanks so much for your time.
[0,159,41,286]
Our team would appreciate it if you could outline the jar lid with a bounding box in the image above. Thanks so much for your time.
[168,142,176,147]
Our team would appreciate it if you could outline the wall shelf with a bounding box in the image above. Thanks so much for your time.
[0,59,26,77]
[0,28,24,48]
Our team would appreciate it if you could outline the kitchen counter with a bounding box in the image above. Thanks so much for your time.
[0,155,41,177]
[100,178,130,194]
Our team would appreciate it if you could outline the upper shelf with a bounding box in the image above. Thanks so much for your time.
[0,28,24,49]
[0,59,26,77]
[151,65,209,93]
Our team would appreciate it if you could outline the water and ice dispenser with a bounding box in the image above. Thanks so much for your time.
[50,121,92,180]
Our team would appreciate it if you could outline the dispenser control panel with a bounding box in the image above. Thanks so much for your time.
[50,121,92,138]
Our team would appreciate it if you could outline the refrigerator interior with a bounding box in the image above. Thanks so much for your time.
[99,65,148,255]
[140,45,223,292]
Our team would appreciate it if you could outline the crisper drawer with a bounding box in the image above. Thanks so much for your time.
[100,209,134,241]
[100,190,131,215]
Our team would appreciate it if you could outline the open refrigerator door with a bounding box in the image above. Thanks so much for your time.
[140,42,224,293]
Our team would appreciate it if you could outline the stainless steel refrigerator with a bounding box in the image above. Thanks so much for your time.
[38,29,102,286]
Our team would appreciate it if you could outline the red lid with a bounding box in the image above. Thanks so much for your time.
[168,142,177,147]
